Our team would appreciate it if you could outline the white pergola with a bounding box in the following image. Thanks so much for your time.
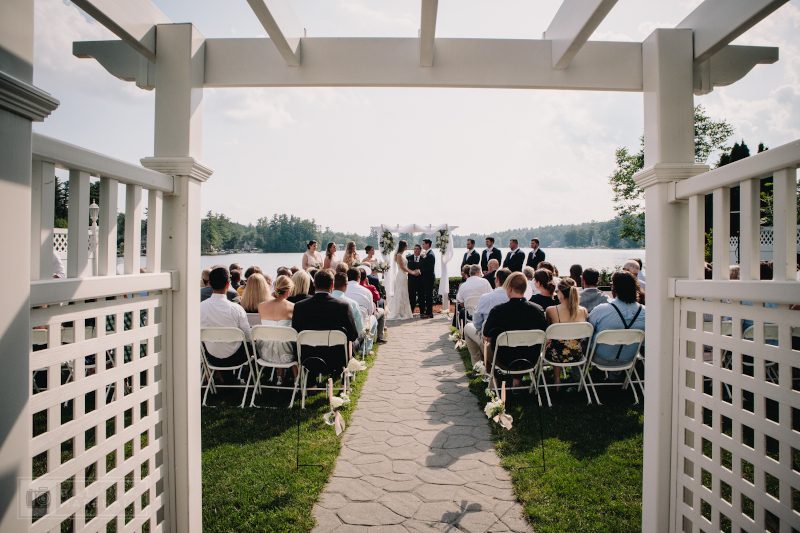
[1,1,797,532]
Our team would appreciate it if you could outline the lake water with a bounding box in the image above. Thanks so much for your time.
[199,248,646,278]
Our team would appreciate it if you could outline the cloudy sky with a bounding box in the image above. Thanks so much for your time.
[32,0,800,235]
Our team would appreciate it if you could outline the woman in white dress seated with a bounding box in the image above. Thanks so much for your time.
[387,240,419,320]
[257,275,297,385]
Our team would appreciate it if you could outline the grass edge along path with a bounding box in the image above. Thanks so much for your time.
[201,345,379,532]
[453,336,644,533]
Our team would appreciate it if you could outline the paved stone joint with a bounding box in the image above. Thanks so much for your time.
[312,316,532,532]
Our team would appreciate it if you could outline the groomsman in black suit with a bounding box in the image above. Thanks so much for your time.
[461,239,480,269]
[502,238,525,272]
[419,239,436,318]
[480,237,502,272]
[407,244,423,315]
[526,238,546,269]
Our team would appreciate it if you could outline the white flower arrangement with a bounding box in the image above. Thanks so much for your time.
[380,230,395,256]
[322,378,347,436]
[435,228,450,255]
[484,385,513,430]
[371,261,390,273]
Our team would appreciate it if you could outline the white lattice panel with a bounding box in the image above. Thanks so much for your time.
[52,229,95,261]
[28,291,168,532]
[675,295,800,533]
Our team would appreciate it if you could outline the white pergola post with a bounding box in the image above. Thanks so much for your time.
[0,0,58,529]
[140,22,211,533]
[634,28,708,531]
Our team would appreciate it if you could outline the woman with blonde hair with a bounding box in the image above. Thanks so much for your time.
[256,275,297,384]
[342,240,359,267]
[323,242,340,270]
[545,277,589,385]
[288,270,311,303]
[240,272,270,313]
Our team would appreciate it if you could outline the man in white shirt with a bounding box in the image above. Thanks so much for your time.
[455,264,492,330]
[332,272,370,351]
[463,268,511,365]
[200,266,252,368]
[346,268,386,344]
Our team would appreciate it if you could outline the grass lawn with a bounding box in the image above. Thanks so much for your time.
[201,346,377,532]
[455,345,644,533]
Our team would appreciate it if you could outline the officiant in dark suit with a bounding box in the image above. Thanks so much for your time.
[419,239,436,318]
[480,237,502,272]
[461,239,480,269]
[407,244,423,315]
[526,238,546,269]
[502,239,525,272]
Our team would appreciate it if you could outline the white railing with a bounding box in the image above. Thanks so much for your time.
[669,139,799,532]
[729,226,800,264]
[26,136,176,532]
[31,133,172,281]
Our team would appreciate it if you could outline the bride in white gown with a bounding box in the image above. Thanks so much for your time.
[387,240,419,320]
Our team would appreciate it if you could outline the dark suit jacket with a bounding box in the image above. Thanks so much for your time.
[526,248,546,269]
[292,293,358,372]
[461,249,480,269]
[502,248,525,272]
[200,286,240,304]
[483,270,497,289]
[420,250,435,283]
[407,253,422,285]
[483,297,548,367]
[481,248,503,272]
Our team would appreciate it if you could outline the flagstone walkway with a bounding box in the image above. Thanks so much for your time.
[312,316,532,533]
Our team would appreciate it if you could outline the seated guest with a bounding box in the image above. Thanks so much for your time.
[230,269,242,291]
[307,269,318,295]
[332,272,367,350]
[289,270,312,303]
[483,259,500,288]
[335,263,349,275]
[241,272,270,313]
[229,263,241,274]
[569,264,583,287]
[201,265,241,303]
[358,267,381,303]
[530,269,557,310]
[290,266,299,275]
[587,271,645,365]
[461,264,470,282]
[537,261,560,286]
[455,264,492,327]
[201,268,211,288]
[257,275,296,385]
[463,268,511,365]
[623,260,645,289]
[277,266,292,279]
[522,266,535,299]
[579,267,609,313]
[238,265,264,296]
[545,278,588,385]
[346,268,385,344]
[483,272,548,382]
[292,269,359,377]
[200,266,252,369]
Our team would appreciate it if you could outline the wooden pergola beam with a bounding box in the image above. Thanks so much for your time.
[544,0,618,69]
[419,0,439,67]
[676,0,788,63]
[246,0,303,66]
[71,0,170,61]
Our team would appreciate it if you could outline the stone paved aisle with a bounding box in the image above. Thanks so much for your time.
[312,316,532,532]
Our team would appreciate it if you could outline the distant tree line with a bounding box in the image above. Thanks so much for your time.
[451,218,642,248]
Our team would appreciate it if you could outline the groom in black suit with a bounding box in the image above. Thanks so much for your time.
[502,238,525,272]
[461,238,480,269]
[419,239,436,318]
[480,237,502,272]
[406,244,423,315]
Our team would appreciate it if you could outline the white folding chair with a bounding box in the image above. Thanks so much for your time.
[489,330,545,398]
[200,327,255,408]
[584,329,645,404]
[537,322,594,406]
[296,330,350,409]
[249,325,300,408]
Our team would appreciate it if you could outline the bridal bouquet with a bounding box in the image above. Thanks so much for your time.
[381,230,395,256]
[435,228,449,255]
[484,383,513,430]
[371,261,389,273]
